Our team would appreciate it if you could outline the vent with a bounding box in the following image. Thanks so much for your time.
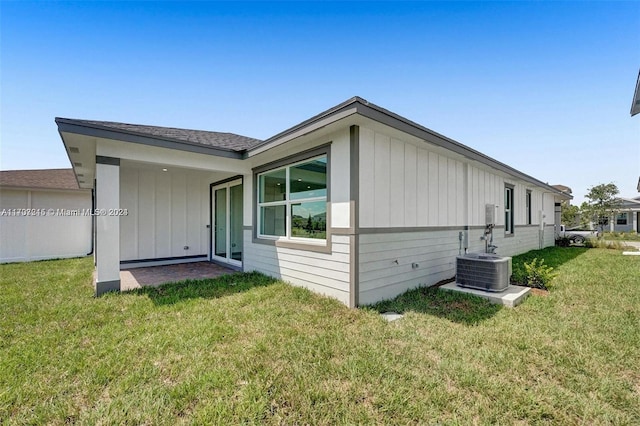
[74,162,82,167]
[69,147,80,153]
[456,253,511,292]
[77,173,84,177]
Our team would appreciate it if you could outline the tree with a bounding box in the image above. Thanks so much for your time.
[583,183,621,234]
[561,202,580,227]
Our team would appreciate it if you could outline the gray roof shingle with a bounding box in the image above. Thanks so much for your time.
[0,169,82,190]
[57,118,263,152]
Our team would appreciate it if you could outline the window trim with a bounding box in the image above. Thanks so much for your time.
[616,212,628,225]
[505,184,514,236]
[252,144,332,253]
[257,155,328,242]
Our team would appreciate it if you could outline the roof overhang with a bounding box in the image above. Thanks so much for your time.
[632,69,640,116]
[56,118,249,189]
[55,96,571,199]
[56,118,245,159]
[248,97,571,200]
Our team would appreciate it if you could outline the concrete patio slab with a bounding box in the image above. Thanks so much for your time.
[440,282,531,308]
[119,262,236,291]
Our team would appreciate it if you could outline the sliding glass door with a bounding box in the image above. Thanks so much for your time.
[211,179,242,267]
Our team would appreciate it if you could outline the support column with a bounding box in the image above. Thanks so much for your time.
[95,156,120,295]
[633,211,638,233]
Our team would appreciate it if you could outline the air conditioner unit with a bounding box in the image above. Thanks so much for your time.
[456,253,511,292]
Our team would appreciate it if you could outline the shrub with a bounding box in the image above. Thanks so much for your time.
[523,258,556,290]
[584,239,629,250]
[555,236,571,247]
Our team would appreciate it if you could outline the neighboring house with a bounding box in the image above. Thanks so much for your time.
[0,169,92,263]
[56,97,570,305]
[631,68,640,117]
[606,197,640,233]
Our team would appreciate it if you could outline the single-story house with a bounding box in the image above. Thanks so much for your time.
[631,68,640,117]
[606,197,640,233]
[56,97,570,306]
[0,169,92,263]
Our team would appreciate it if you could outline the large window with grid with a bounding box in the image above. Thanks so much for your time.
[257,155,327,241]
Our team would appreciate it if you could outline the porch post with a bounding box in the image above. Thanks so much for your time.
[633,211,638,233]
[95,156,120,295]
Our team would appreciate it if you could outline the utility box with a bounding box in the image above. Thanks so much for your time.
[485,204,495,226]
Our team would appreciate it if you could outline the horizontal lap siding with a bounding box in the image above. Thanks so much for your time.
[243,232,351,305]
[358,230,460,305]
[357,126,560,305]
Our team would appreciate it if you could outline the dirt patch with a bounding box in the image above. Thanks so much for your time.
[530,288,549,297]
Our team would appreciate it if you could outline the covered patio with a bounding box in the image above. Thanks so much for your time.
[56,117,258,296]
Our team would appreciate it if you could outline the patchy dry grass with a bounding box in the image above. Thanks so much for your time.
[1,249,639,424]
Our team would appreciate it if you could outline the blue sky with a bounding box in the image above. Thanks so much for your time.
[2,1,639,204]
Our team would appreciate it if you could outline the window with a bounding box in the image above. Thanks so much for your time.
[616,213,628,225]
[258,155,327,241]
[526,190,532,225]
[505,185,514,235]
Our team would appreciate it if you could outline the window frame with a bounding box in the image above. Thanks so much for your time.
[505,184,514,235]
[252,144,331,252]
[616,212,628,225]
[526,190,532,225]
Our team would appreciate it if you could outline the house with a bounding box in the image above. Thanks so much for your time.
[0,169,92,263]
[631,68,640,117]
[56,97,570,306]
[607,197,640,233]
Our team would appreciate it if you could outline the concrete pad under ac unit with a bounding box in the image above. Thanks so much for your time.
[440,283,531,308]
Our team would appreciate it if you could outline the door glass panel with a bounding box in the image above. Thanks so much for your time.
[215,188,227,258]
[229,184,243,261]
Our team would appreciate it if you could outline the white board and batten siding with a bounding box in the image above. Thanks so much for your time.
[0,188,92,263]
[359,127,467,228]
[119,168,210,262]
[242,128,353,305]
[357,125,558,305]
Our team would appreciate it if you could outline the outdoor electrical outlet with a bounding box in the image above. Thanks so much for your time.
[412,263,419,269]
[184,246,189,250]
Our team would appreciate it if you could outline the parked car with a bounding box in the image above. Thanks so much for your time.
[557,225,600,244]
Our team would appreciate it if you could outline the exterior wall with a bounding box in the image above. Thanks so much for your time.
[243,232,351,304]
[609,209,640,233]
[359,229,460,305]
[357,125,559,305]
[242,128,353,305]
[0,188,91,263]
[119,168,211,262]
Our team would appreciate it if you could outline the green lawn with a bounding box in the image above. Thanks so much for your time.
[1,249,639,424]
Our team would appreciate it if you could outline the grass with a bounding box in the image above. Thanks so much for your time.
[1,250,640,424]
[603,231,640,241]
